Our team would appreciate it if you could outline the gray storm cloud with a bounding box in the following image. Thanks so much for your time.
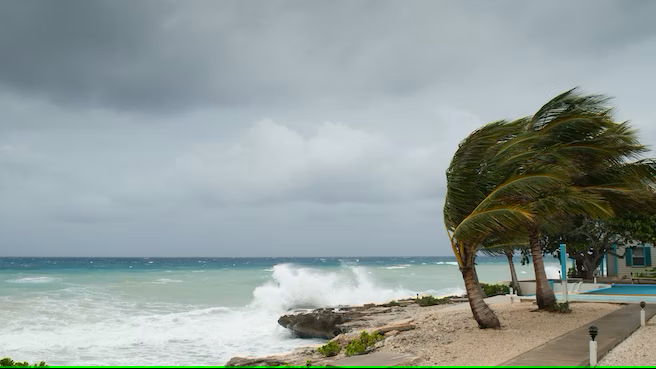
[0,0,654,256]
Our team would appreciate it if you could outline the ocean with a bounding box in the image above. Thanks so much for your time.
[0,256,561,366]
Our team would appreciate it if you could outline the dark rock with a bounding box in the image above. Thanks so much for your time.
[278,301,416,340]
[278,310,346,339]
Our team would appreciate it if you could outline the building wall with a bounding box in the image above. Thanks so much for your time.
[610,243,654,278]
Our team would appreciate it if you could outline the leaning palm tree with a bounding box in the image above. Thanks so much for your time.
[499,89,656,309]
[444,89,647,325]
[444,120,576,328]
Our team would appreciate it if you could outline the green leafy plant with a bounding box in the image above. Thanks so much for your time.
[480,283,510,297]
[344,331,384,356]
[316,341,340,357]
[0,358,48,367]
[415,295,450,307]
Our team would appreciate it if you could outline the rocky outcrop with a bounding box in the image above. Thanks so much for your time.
[277,302,416,339]
[277,309,346,339]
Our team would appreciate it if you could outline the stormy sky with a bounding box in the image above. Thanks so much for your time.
[1,0,655,257]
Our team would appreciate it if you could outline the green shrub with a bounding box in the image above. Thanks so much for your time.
[360,331,383,346]
[0,358,48,367]
[344,339,367,357]
[316,341,340,357]
[415,295,450,307]
[381,300,401,307]
[480,283,510,297]
[344,331,384,356]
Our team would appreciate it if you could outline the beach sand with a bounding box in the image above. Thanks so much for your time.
[376,299,621,366]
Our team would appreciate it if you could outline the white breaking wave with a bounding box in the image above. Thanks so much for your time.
[6,277,62,284]
[383,264,411,270]
[0,291,307,367]
[435,261,459,266]
[0,262,475,366]
[251,264,413,311]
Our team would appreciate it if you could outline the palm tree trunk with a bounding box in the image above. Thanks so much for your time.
[505,250,522,296]
[473,266,488,298]
[529,226,556,309]
[461,265,500,329]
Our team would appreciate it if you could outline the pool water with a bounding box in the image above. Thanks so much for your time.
[585,284,656,295]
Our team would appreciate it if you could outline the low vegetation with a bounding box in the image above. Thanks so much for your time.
[344,331,384,356]
[316,341,340,357]
[415,295,450,307]
[480,283,510,297]
[0,358,48,367]
[381,300,401,307]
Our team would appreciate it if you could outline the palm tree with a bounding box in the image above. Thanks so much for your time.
[444,89,649,325]
[502,89,655,309]
[444,120,572,328]
[481,240,528,296]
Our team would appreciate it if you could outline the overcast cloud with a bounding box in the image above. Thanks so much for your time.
[1,0,655,256]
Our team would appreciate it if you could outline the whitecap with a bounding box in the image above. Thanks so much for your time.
[6,277,61,284]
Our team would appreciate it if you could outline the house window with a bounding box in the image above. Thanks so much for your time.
[632,247,646,266]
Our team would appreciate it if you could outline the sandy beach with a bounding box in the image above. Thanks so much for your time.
[377,300,620,366]
[227,298,622,366]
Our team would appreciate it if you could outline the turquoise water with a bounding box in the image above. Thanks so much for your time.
[585,284,656,295]
[0,257,561,366]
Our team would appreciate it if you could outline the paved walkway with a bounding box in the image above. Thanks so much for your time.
[500,303,656,367]
[327,352,418,367]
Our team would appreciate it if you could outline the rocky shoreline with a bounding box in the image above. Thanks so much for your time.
[225,297,622,367]
[225,296,458,367]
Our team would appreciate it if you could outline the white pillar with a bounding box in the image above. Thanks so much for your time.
[641,309,646,327]
[562,280,568,302]
[589,340,597,367]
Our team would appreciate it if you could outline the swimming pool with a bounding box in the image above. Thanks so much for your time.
[584,284,656,295]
